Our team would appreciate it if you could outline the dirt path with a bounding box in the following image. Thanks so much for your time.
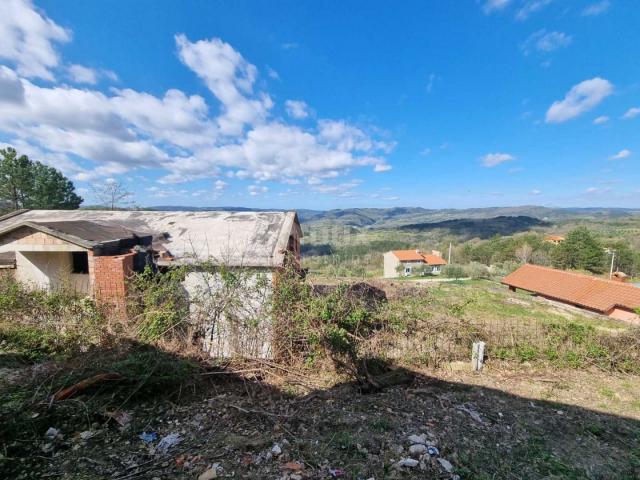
[3,365,639,480]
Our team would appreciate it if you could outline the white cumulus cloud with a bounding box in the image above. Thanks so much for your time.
[516,0,553,21]
[0,0,70,80]
[593,115,609,125]
[545,77,613,123]
[481,152,515,167]
[285,99,309,119]
[0,0,394,196]
[609,149,631,160]
[623,107,640,120]
[582,1,610,16]
[521,30,572,55]
[482,0,511,14]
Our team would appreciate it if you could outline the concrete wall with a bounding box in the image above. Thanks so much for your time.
[12,250,91,295]
[383,252,400,278]
[607,307,640,324]
[183,270,274,358]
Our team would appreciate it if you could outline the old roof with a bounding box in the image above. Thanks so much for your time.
[0,220,151,250]
[502,264,640,313]
[390,250,447,265]
[545,235,565,241]
[0,210,301,267]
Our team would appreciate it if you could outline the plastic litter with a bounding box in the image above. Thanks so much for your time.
[155,433,182,454]
[427,446,439,456]
[139,431,158,443]
[329,467,345,477]
[45,427,60,439]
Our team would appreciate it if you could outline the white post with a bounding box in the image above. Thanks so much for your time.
[472,341,485,371]
[448,242,452,264]
[609,251,615,279]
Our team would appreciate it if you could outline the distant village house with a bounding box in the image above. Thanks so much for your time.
[383,249,447,278]
[544,235,565,245]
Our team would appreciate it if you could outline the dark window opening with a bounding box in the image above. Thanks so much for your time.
[72,252,89,274]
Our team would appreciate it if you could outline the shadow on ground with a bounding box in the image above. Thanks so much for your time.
[1,343,638,479]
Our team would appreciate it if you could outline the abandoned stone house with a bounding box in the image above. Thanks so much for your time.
[0,209,302,356]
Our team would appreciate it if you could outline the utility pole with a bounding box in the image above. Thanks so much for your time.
[609,250,615,279]
[448,242,452,264]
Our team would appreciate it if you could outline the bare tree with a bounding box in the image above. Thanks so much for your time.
[515,243,533,264]
[92,179,133,210]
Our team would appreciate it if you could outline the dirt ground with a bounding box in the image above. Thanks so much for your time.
[3,362,639,480]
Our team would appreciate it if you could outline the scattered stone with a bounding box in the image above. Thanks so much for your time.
[45,427,60,439]
[456,404,483,423]
[427,446,439,456]
[409,444,427,455]
[407,433,427,445]
[394,458,419,469]
[271,443,282,456]
[79,430,96,440]
[438,458,454,473]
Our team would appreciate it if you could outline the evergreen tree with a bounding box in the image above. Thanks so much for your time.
[0,147,83,211]
[552,227,605,273]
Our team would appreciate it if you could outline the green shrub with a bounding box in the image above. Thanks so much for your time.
[128,266,189,341]
[442,265,466,279]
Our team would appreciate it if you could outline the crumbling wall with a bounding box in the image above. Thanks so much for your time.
[182,270,274,358]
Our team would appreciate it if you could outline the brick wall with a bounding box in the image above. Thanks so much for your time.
[90,251,135,317]
[0,226,69,247]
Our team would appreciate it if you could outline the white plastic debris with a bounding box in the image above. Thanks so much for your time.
[271,443,282,456]
[45,427,60,439]
[155,433,182,454]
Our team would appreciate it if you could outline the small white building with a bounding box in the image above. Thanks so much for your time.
[383,249,447,278]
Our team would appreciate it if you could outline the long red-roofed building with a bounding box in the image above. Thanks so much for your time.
[502,264,640,323]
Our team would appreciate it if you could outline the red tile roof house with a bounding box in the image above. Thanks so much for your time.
[383,249,447,278]
[502,264,640,324]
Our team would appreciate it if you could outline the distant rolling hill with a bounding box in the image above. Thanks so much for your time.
[398,215,551,239]
[144,205,640,229]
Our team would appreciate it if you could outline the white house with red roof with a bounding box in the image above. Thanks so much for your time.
[383,249,447,278]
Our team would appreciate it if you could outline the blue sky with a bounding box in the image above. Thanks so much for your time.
[0,0,638,209]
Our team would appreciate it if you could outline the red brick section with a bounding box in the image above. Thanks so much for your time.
[90,251,135,318]
[502,264,640,314]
